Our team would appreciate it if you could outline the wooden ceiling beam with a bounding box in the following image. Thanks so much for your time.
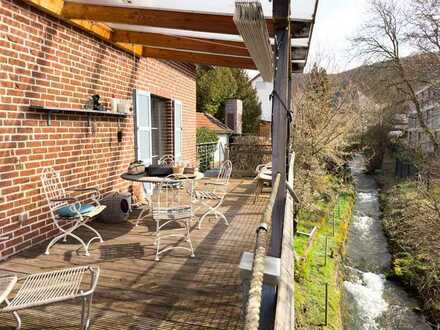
[22,0,143,56]
[292,61,305,73]
[112,30,250,57]
[62,2,312,37]
[291,20,312,38]
[291,46,308,60]
[143,47,256,69]
[62,2,255,35]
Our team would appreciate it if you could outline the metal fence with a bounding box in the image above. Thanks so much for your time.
[196,142,227,172]
[395,158,417,178]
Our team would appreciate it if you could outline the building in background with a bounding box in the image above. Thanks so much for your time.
[407,85,440,153]
[225,99,243,135]
[251,74,273,139]
[196,112,232,165]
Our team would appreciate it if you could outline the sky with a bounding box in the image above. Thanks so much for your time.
[307,0,369,73]
[246,0,370,78]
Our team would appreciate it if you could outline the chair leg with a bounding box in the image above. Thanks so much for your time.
[198,206,214,229]
[215,210,229,226]
[186,219,195,258]
[80,294,92,330]
[197,199,228,229]
[45,233,66,255]
[82,223,104,243]
[12,311,21,330]
[68,232,90,256]
[254,180,264,204]
[6,299,21,330]
[135,205,148,227]
[155,236,160,261]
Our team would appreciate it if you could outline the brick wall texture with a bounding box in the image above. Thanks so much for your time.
[0,0,197,259]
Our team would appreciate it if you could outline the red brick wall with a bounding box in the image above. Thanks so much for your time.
[0,0,197,259]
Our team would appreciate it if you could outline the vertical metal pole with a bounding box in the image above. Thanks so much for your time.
[270,0,291,257]
[337,197,341,218]
[324,283,328,326]
[324,236,328,266]
[332,211,335,237]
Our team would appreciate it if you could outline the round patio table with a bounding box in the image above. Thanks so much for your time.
[121,172,204,183]
[121,171,204,226]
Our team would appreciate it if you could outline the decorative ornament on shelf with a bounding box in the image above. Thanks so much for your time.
[85,94,105,111]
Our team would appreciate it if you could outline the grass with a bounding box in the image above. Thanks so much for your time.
[295,176,354,329]
[378,177,440,325]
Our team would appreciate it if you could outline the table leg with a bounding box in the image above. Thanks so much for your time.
[254,179,264,204]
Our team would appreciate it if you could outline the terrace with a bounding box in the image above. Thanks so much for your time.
[0,178,267,329]
[0,0,317,329]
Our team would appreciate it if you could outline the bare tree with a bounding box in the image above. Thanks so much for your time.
[292,64,359,210]
[353,0,439,152]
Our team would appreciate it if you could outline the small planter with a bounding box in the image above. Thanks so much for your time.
[172,165,185,175]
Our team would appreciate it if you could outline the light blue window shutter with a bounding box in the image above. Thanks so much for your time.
[134,90,152,194]
[174,100,183,161]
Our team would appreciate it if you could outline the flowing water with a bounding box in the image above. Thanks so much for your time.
[342,155,431,330]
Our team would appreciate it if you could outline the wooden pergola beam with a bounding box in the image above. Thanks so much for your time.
[22,0,310,68]
[62,2,265,35]
[292,62,305,73]
[112,30,250,57]
[62,2,311,37]
[22,0,143,56]
[291,47,308,60]
[143,47,256,69]
[113,30,310,60]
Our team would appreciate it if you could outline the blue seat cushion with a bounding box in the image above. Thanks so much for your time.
[56,204,95,218]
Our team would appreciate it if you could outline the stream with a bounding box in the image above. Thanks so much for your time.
[342,155,431,330]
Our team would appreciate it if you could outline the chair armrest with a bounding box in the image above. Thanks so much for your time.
[69,187,99,193]
[50,197,79,203]
[68,187,101,204]
[204,182,225,186]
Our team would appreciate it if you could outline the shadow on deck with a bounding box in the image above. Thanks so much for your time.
[0,179,269,330]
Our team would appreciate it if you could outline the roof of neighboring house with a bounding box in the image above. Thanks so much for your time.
[196,112,233,134]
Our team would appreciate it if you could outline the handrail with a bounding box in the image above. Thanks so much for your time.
[244,173,281,330]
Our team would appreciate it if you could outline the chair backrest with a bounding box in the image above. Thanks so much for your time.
[41,167,67,212]
[215,160,233,193]
[152,175,194,219]
[256,162,271,175]
[159,154,175,168]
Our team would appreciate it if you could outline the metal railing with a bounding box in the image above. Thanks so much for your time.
[242,153,297,330]
[244,173,281,330]
[196,142,227,172]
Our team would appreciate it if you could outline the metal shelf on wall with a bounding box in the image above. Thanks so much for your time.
[28,106,130,126]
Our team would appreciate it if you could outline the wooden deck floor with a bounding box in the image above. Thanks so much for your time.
[0,179,268,330]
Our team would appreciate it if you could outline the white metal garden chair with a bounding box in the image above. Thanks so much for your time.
[193,160,233,229]
[158,154,175,167]
[0,265,100,330]
[152,175,195,261]
[41,167,106,256]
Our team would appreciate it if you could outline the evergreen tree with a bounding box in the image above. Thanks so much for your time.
[196,66,261,134]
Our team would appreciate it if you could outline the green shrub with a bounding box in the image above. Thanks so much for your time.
[196,127,218,144]
[196,127,219,172]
